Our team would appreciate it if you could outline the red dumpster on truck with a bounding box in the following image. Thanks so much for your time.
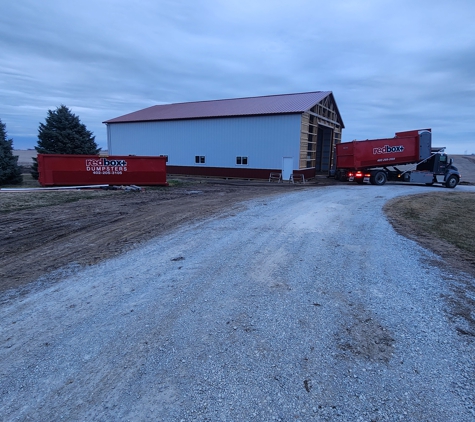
[335,129,432,169]
[332,129,461,188]
[37,154,168,187]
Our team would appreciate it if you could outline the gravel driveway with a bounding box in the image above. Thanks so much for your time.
[1,185,474,421]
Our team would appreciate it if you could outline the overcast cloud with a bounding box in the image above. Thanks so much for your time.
[1,0,474,153]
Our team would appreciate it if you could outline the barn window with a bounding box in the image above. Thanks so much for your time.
[236,156,248,165]
[195,156,205,164]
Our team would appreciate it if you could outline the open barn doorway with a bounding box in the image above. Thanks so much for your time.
[316,125,333,172]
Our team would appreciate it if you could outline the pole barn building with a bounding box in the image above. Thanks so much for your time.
[103,91,344,180]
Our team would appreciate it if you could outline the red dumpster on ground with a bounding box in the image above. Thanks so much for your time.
[37,154,168,187]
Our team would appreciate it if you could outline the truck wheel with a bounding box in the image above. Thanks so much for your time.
[445,175,458,188]
[373,171,387,186]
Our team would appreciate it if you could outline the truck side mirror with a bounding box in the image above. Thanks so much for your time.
[449,158,453,165]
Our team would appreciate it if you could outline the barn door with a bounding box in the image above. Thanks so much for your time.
[316,126,333,172]
[282,157,293,181]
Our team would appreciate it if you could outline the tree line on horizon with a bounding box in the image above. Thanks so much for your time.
[0,105,100,185]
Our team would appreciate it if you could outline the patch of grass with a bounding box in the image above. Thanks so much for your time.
[0,190,119,213]
[20,172,41,188]
[128,179,190,191]
[0,171,181,212]
[0,172,39,189]
[1,171,120,213]
[384,192,475,258]
[167,179,186,187]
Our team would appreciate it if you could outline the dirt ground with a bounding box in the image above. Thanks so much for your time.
[1,179,325,294]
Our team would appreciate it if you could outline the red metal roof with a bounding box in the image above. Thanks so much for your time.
[104,91,341,124]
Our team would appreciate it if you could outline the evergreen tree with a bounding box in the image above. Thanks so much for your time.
[0,118,23,185]
[31,105,100,179]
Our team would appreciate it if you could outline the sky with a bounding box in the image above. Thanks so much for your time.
[1,0,474,154]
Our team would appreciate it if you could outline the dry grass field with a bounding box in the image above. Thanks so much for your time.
[384,192,475,272]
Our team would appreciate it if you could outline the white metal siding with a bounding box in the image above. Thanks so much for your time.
[107,114,302,170]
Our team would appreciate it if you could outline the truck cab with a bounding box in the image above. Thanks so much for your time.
[402,152,460,187]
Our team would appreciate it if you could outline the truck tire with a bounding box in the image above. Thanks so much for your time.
[445,175,458,188]
[373,171,387,186]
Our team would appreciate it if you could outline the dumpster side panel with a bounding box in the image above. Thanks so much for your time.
[354,135,420,167]
[37,154,168,186]
[336,134,422,169]
[335,142,356,169]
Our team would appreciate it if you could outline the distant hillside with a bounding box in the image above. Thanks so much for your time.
[14,150,36,166]
[13,150,109,167]
[451,155,475,184]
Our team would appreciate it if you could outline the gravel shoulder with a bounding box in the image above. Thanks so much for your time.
[1,183,475,421]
